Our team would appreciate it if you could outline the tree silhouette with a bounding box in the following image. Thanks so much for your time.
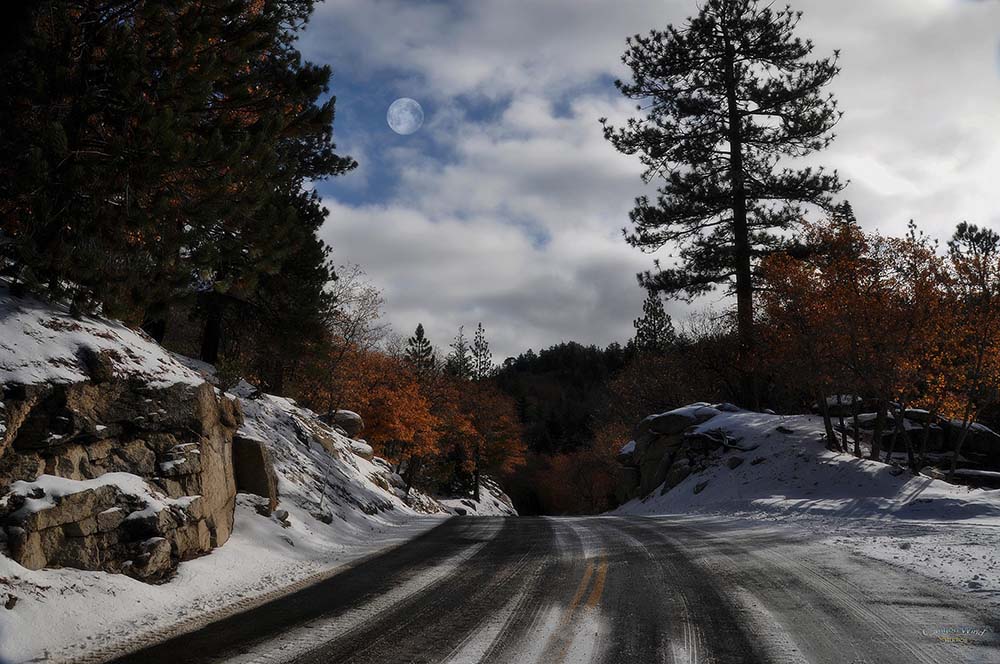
[472,323,494,381]
[445,326,474,380]
[603,0,844,403]
[405,324,436,374]
[631,290,677,354]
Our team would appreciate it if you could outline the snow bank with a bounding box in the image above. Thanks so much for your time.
[0,289,203,388]
[0,387,446,663]
[439,476,517,517]
[0,286,517,662]
[616,408,1000,603]
[234,389,443,520]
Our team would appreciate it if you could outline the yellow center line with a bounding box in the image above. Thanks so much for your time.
[549,556,608,664]
[584,558,608,609]
[537,560,595,663]
[562,560,595,621]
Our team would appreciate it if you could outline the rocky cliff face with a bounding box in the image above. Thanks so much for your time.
[0,290,244,582]
[0,369,242,581]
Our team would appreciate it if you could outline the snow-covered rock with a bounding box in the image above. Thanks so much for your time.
[439,476,517,516]
[0,289,204,388]
[620,403,726,499]
[320,409,364,438]
[233,389,443,523]
[0,286,243,581]
[0,285,517,662]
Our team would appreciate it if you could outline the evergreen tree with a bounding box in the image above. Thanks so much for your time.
[240,198,338,393]
[602,0,844,402]
[472,322,494,381]
[631,290,677,354]
[405,324,436,373]
[445,327,474,380]
[0,0,354,345]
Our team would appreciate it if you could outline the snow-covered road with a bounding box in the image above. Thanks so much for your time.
[101,516,1000,664]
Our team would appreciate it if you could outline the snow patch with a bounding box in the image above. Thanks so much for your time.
[616,408,1000,603]
[0,288,204,388]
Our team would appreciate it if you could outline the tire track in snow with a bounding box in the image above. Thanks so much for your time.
[636,516,1000,664]
[597,517,765,664]
[291,517,556,664]
[104,517,503,664]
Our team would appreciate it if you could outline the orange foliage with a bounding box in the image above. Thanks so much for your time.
[760,220,954,407]
[759,217,1000,465]
[296,341,525,493]
[465,381,527,476]
[299,342,439,464]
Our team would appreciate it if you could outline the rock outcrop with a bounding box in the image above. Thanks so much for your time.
[616,404,726,501]
[0,373,242,581]
[3,474,218,582]
[233,435,279,513]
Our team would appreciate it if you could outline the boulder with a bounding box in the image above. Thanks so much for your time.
[726,455,745,470]
[325,410,364,438]
[636,433,684,496]
[903,409,935,424]
[816,395,866,417]
[233,435,279,513]
[97,507,125,532]
[2,478,218,580]
[635,405,718,440]
[131,537,172,581]
[616,467,641,503]
[349,439,375,460]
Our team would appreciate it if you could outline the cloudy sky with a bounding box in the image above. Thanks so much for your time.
[298,0,1000,360]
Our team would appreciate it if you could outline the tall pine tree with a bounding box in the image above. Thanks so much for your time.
[472,323,494,381]
[631,290,677,354]
[602,0,844,403]
[445,327,473,380]
[405,324,437,374]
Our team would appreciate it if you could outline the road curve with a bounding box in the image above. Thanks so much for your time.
[105,516,1000,664]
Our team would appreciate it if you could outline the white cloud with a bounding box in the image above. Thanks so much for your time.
[305,0,1000,357]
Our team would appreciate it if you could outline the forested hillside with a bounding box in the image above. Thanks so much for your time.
[0,0,525,506]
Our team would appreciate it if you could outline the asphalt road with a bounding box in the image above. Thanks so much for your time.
[106,516,1000,664]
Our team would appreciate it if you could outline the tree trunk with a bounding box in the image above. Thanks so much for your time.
[918,409,936,468]
[268,365,284,397]
[473,444,481,502]
[199,296,224,364]
[836,394,848,451]
[141,316,168,344]
[404,456,421,497]
[817,390,840,452]
[948,404,975,481]
[884,401,904,464]
[851,395,862,458]
[723,39,755,409]
[870,399,886,460]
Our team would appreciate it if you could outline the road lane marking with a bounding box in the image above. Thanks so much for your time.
[584,559,608,609]
[544,557,609,664]
[564,561,595,619]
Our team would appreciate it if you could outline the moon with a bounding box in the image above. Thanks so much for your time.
[387,98,424,135]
